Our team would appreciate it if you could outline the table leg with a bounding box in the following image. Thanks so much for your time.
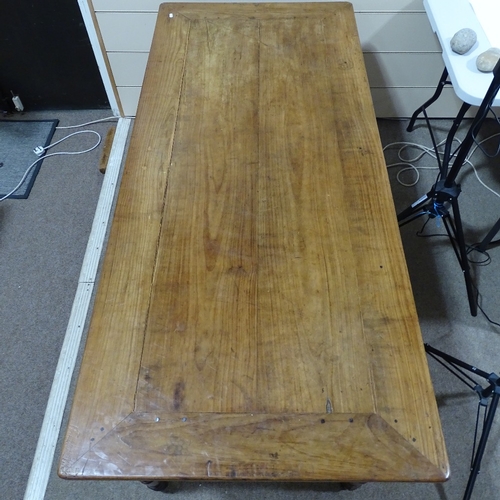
[141,480,171,493]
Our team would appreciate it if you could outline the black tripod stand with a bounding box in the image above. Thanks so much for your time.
[398,60,500,317]
[424,343,500,500]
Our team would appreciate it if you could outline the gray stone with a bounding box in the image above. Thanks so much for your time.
[476,47,500,72]
[450,28,477,54]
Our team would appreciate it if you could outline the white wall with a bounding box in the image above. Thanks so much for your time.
[88,0,464,117]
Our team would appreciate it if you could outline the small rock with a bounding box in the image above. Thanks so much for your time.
[476,47,500,72]
[450,28,477,54]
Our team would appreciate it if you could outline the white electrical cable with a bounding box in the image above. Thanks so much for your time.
[44,129,102,154]
[55,116,118,129]
[384,134,500,198]
[383,139,449,186]
[464,132,500,198]
[0,129,102,202]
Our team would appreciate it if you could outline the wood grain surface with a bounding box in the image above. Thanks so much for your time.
[59,3,449,482]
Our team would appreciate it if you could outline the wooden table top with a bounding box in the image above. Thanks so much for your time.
[59,2,449,483]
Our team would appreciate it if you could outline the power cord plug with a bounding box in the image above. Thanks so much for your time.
[11,91,24,112]
[33,146,45,157]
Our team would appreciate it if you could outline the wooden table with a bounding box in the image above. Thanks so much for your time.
[59,2,449,484]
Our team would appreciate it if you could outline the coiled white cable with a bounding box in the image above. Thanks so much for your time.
[384,134,500,198]
[0,122,113,202]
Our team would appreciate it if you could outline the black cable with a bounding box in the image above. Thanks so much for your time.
[414,217,492,265]
[473,284,500,328]
[466,245,492,266]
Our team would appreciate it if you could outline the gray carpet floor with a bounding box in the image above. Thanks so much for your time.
[0,119,58,198]
[1,111,500,499]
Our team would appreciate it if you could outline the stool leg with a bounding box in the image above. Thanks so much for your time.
[407,68,450,132]
[476,217,500,253]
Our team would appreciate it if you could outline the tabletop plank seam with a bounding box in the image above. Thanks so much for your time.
[132,15,193,413]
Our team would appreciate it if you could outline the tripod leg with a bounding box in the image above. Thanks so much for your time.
[441,102,471,178]
[443,198,477,316]
[476,216,500,253]
[397,192,431,225]
[463,391,500,500]
[424,344,500,500]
